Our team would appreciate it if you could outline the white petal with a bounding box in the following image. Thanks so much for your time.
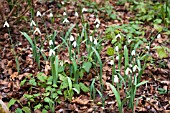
[63,18,69,23]
[96,23,100,28]
[89,36,93,42]
[3,21,9,27]
[114,75,119,83]
[128,39,131,43]
[49,40,53,45]
[72,41,77,48]
[109,60,114,65]
[115,46,119,52]
[63,12,67,16]
[157,34,161,39]
[30,20,36,26]
[125,67,132,75]
[61,1,65,5]
[131,50,135,56]
[146,46,149,50]
[94,18,100,24]
[115,34,121,39]
[82,8,88,13]
[49,12,53,18]
[116,56,119,60]
[70,35,74,42]
[94,38,97,45]
[34,27,41,35]
[75,12,78,17]
[49,49,55,56]
[133,65,140,72]
[36,11,42,17]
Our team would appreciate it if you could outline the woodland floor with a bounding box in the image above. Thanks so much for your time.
[0,0,170,113]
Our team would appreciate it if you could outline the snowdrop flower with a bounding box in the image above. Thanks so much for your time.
[116,56,119,60]
[49,49,55,56]
[157,34,161,39]
[114,75,119,83]
[115,34,121,39]
[131,50,135,56]
[63,18,69,23]
[36,11,42,17]
[82,8,88,13]
[70,35,74,42]
[49,12,53,18]
[129,64,133,67]
[96,23,100,28]
[30,20,36,26]
[108,60,114,65]
[49,40,53,45]
[60,61,64,66]
[146,46,149,50]
[89,36,93,42]
[34,27,41,35]
[128,39,131,43]
[94,18,100,24]
[133,65,140,72]
[63,12,67,16]
[72,41,77,48]
[61,1,65,5]
[94,38,97,45]
[115,46,119,52]
[3,21,9,27]
[75,12,78,17]
[125,67,132,75]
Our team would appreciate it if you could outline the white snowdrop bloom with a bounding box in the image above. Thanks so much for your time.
[49,40,53,45]
[115,34,121,39]
[114,75,119,83]
[89,36,93,42]
[63,12,67,16]
[60,61,64,66]
[146,46,149,50]
[109,60,114,65]
[72,41,77,48]
[82,8,88,13]
[63,18,69,23]
[131,50,135,56]
[116,56,119,60]
[36,11,42,17]
[133,65,140,72]
[34,27,41,35]
[125,67,132,75]
[49,49,55,56]
[129,64,133,67]
[30,20,36,27]
[115,46,119,52]
[3,21,9,27]
[157,34,161,39]
[128,39,131,43]
[70,35,74,42]
[61,1,65,5]
[94,38,97,45]
[75,12,78,17]
[94,18,100,24]
[96,23,100,28]
[49,12,53,18]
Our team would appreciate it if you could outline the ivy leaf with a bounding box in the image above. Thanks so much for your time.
[82,62,92,73]
[106,47,114,56]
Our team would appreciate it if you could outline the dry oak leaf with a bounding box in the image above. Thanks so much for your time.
[10,72,18,80]
[72,96,91,105]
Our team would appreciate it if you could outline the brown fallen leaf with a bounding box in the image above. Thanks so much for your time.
[0,99,10,113]
[72,96,91,105]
